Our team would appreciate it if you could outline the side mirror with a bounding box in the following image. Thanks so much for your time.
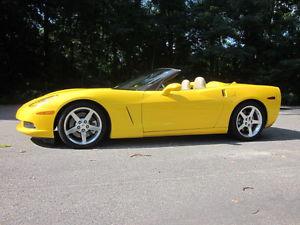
[162,83,181,96]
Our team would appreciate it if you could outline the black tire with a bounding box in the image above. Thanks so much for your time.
[229,101,266,141]
[57,102,108,148]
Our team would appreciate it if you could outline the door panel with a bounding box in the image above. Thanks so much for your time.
[142,88,224,132]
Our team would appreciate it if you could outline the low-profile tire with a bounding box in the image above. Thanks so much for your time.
[57,102,108,149]
[229,101,266,141]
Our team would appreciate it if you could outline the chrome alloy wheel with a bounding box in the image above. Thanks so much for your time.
[63,107,102,145]
[236,105,263,138]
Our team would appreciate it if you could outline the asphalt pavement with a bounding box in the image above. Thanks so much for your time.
[0,105,300,225]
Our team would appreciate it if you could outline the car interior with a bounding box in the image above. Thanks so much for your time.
[160,77,207,91]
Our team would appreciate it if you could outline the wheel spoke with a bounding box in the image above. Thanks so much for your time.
[84,110,94,122]
[89,125,101,132]
[70,112,80,122]
[238,124,245,131]
[248,126,253,136]
[66,126,78,135]
[249,108,255,117]
[252,119,260,124]
[81,132,87,144]
[240,111,247,119]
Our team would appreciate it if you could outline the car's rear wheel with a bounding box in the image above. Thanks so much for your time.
[58,102,108,148]
[229,101,266,141]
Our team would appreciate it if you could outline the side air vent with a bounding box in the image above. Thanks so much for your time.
[126,106,134,125]
[222,89,227,97]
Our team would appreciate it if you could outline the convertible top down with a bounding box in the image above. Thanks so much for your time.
[16,68,281,148]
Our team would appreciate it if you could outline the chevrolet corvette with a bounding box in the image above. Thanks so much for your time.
[16,68,281,148]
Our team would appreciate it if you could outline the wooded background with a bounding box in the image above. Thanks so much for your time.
[1,0,299,104]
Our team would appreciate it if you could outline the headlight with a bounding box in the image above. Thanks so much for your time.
[29,95,58,108]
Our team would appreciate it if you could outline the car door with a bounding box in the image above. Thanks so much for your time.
[142,88,224,132]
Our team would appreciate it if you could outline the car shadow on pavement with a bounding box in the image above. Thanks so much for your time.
[31,127,300,149]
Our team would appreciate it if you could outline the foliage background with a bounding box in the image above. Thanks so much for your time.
[1,0,299,104]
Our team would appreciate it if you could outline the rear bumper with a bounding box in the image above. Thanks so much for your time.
[265,87,281,127]
[16,104,55,138]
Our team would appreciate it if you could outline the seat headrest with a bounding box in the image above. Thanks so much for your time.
[194,77,206,89]
[181,79,190,90]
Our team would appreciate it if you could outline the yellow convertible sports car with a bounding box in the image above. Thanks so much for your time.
[16,68,281,148]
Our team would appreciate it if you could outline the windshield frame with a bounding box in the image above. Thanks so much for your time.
[114,68,181,91]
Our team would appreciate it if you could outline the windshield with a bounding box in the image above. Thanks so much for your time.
[114,68,181,91]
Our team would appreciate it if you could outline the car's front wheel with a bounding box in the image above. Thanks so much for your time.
[58,102,108,148]
[229,102,266,141]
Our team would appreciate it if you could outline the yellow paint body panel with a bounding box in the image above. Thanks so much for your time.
[16,82,281,139]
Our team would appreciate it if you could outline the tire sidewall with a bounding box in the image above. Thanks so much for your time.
[58,102,108,149]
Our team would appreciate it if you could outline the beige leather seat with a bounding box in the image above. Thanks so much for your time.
[181,79,191,90]
[193,77,206,89]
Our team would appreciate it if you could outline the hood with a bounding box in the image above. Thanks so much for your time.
[25,88,113,106]
[42,88,113,97]
[43,88,86,97]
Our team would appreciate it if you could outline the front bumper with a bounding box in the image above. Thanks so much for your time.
[16,104,56,138]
